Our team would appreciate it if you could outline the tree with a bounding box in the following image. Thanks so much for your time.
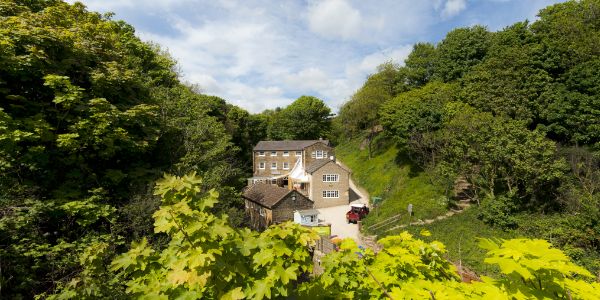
[396,42,437,93]
[267,96,332,141]
[433,25,492,82]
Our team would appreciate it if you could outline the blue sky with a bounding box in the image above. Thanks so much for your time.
[71,0,564,113]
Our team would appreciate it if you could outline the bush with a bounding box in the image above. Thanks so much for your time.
[477,195,520,230]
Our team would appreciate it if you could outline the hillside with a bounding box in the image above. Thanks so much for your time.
[337,134,600,278]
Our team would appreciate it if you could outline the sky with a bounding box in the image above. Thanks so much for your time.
[70,0,564,114]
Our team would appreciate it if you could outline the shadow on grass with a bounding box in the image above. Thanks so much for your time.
[394,150,423,179]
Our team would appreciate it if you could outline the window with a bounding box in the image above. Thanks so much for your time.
[251,202,254,208]
[259,151,265,156]
[260,206,264,216]
[312,152,316,158]
[245,199,248,208]
[324,151,328,158]
[322,190,339,198]
[296,151,302,156]
[271,162,277,169]
[316,150,323,159]
[283,162,289,170]
[271,179,277,185]
[271,151,277,156]
[322,174,339,182]
[259,162,265,169]
[310,215,317,223]
[283,151,289,156]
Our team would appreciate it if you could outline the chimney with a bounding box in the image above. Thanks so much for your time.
[319,137,322,141]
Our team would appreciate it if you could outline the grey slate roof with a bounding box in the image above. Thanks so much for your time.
[242,183,313,208]
[305,159,331,174]
[253,140,329,151]
[305,159,351,174]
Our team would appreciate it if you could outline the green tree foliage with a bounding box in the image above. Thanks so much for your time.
[266,95,332,141]
[0,1,249,297]
[540,60,600,147]
[396,42,437,93]
[530,0,600,69]
[433,25,492,82]
[379,82,460,149]
[51,175,600,299]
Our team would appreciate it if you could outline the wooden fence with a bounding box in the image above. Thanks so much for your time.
[315,237,337,254]
[368,213,404,231]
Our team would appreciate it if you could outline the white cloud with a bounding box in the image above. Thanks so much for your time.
[440,0,467,19]
[284,68,332,91]
[305,0,384,41]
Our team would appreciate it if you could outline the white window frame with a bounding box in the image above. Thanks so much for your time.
[322,174,339,182]
[283,151,289,156]
[259,162,265,169]
[312,152,316,158]
[283,162,289,170]
[324,151,328,158]
[245,199,248,208]
[271,151,277,156]
[316,150,323,159]
[260,206,264,216]
[271,179,277,185]
[259,151,265,156]
[251,202,254,208]
[322,190,339,198]
[296,151,302,156]
[271,162,277,169]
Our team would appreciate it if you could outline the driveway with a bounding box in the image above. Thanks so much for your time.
[318,173,369,247]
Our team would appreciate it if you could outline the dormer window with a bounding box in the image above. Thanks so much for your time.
[259,151,265,156]
[283,151,289,156]
[271,151,277,156]
[296,151,302,156]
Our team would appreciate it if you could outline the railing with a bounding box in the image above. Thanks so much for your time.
[368,213,405,231]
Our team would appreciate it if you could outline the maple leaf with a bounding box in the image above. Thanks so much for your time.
[249,280,273,300]
[219,287,245,300]
[420,229,432,237]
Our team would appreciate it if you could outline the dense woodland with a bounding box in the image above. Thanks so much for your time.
[1,0,600,299]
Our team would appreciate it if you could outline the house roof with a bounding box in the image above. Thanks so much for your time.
[242,183,311,208]
[253,140,329,151]
[296,209,321,216]
[305,159,351,174]
[305,159,331,174]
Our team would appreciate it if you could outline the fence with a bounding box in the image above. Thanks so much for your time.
[315,237,337,254]
[368,213,405,231]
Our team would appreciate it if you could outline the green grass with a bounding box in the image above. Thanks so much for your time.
[336,134,448,230]
[336,134,600,279]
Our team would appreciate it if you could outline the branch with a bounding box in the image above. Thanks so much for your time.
[168,210,196,250]
[365,267,394,300]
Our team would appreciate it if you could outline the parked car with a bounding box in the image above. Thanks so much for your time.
[346,204,369,224]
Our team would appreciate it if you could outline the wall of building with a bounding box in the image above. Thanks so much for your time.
[303,143,335,170]
[271,192,313,224]
[253,150,300,178]
[245,199,273,231]
[309,162,350,208]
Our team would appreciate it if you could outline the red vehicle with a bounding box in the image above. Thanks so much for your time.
[346,204,369,224]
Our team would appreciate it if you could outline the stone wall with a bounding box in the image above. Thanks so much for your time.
[271,191,313,223]
[253,150,300,178]
[303,143,335,170]
[245,200,273,231]
[310,162,350,208]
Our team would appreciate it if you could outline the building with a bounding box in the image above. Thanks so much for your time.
[305,159,351,208]
[242,183,313,231]
[247,139,352,208]
[293,209,321,226]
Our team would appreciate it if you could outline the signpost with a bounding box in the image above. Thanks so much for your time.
[408,204,413,227]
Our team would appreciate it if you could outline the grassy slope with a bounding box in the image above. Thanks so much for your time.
[336,134,600,279]
[335,134,448,229]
